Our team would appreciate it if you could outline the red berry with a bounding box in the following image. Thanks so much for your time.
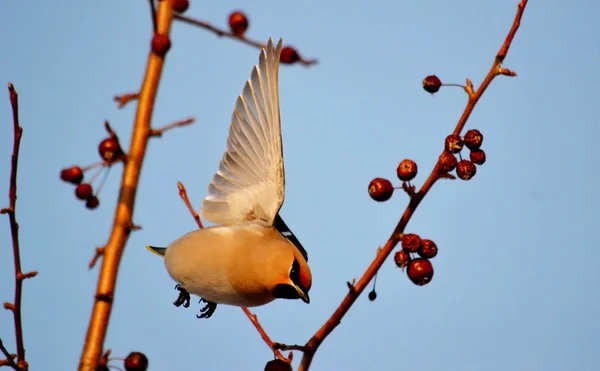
[396,159,418,181]
[124,352,148,371]
[75,183,93,200]
[422,75,442,94]
[407,258,434,286]
[60,166,84,184]
[470,149,486,165]
[401,233,422,253]
[368,290,377,301]
[228,11,249,36]
[173,0,189,13]
[280,46,300,64]
[418,239,438,259]
[456,160,477,180]
[151,34,171,56]
[98,137,123,163]
[85,196,100,210]
[463,129,484,150]
[264,359,292,371]
[368,178,394,202]
[438,151,457,172]
[444,134,464,154]
[394,250,411,269]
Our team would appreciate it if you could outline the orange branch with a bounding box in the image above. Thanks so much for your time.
[77,1,175,369]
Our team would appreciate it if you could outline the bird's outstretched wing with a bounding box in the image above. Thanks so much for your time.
[200,38,285,226]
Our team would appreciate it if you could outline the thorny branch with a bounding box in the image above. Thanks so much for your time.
[1,83,37,371]
[174,14,317,66]
[177,182,291,363]
[293,1,529,369]
[78,1,179,369]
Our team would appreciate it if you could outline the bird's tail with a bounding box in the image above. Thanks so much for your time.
[146,245,167,257]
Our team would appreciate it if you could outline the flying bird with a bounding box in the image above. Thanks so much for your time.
[147,38,311,319]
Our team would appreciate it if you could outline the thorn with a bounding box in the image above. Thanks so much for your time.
[498,67,518,76]
[17,271,38,280]
[3,302,16,312]
[438,173,456,180]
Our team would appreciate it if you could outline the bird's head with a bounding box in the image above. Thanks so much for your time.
[273,249,312,304]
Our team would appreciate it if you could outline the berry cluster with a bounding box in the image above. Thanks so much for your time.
[441,129,485,180]
[394,234,437,286]
[368,159,417,202]
[59,124,124,210]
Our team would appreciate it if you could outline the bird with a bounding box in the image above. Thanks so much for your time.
[146,38,311,319]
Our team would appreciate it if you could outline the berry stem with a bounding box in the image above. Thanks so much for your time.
[78,1,175,369]
[297,2,529,370]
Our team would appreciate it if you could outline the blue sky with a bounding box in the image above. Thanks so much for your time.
[1,1,599,370]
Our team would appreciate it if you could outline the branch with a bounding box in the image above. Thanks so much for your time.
[2,83,35,371]
[174,14,318,67]
[297,1,529,369]
[78,1,175,370]
[149,117,195,137]
[113,93,139,109]
[177,182,290,363]
[0,338,18,369]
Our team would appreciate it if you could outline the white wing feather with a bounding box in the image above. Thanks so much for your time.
[200,38,285,226]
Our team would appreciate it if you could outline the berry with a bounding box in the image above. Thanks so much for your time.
[368,178,394,202]
[401,233,422,253]
[422,75,442,94]
[456,160,477,180]
[228,11,249,36]
[444,134,464,154]
[151,34,171,56]
[407,258,434,286]
[173,0,189,13]
[124,352,148,371]
[397,159,418,181]
[394,250,411,269]
[280,46,300,64]
[60,166,84,184]
[98,137,123,163]
[264,359,292,371]
[418,239,438,259]
[470,149,486,165]
[85,196,100,210]
[463,129,483,150]
[438,151,458,172]
[368,290,377,301]
[75,183,93,200]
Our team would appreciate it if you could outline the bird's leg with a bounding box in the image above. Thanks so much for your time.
[196,298,218,319]
[173,284,191,308]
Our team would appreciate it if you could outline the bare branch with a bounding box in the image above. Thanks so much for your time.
[150,117,195,137]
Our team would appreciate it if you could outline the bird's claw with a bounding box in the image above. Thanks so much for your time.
[173,284,191,308]
[196,298,217,319]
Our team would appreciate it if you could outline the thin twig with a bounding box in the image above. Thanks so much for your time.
[147,0,157,33]
[150,117,195,137]
[88,247,105,270]
[78,1,175,370]
[297,1,529,370]
[177,182,203,229]
[0,338,18,369]
[174,14,318,66]
[2,83,34,371]
[272,343,308,352]
[177,182,289,362]
[113,93,139,109]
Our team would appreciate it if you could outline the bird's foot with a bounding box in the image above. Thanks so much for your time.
[196,298,217,319]
[173,284,191,308]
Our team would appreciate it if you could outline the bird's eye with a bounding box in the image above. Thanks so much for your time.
[289,259,300,283]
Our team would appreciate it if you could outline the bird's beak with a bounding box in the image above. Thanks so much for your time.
[297,287,310,304]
